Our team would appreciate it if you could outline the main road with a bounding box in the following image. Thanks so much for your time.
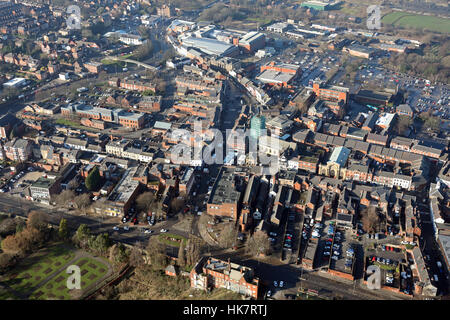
[0,194,187,246]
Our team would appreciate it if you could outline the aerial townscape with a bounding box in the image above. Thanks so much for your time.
[0,0,449,303]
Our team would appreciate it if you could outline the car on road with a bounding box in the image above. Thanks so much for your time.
[273,281,278,287]
[113,226,120,231]
[266,290,272,298]
[279,281,284,288]
[160,229,168,233]
[123,226,130,231]
[144,229,153,234]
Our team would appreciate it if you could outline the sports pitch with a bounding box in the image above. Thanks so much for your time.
[382,12,450,34]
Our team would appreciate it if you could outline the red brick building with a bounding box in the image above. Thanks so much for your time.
[312,81,349,104]
[190,257,259,299]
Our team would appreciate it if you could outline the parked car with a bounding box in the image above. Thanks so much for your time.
[113,226,120,231]
[160,229,168,233]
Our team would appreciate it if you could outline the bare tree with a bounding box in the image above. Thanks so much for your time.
[129,242,145,267]
[67,179,78,191]
[146,238,167,270]
[73,194,91,215]
[0,218,17,238]
[245,231,270,257]
[170,196,185,214]
[218,223,238,249]
[361,206,381,234]
[185,235,205,267]
[55,189,76,207]
[27,211,48,232]
[0,253,18,273]
[136,192,156,213]
[177,241,186,268]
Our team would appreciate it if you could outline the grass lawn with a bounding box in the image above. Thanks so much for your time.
[382,12,450,33]
[0,286,15,300]
[54,118,85,129]
[100,59,126,67]
[158,233,187,247]
[30,257,109,300]
[1,244,75,298]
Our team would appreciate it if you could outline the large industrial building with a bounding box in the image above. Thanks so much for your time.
[238,31,265,52]
[181,37,239,57]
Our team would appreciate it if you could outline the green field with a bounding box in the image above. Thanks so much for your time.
[30,257,108,300]
[54,118,85,129]
[382,12,450,33]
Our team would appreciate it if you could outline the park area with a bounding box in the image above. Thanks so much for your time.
[0,243,111,300]
[382,12,450,34]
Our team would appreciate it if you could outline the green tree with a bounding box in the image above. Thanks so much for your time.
[58,218,69,241]
[89,233,111,256]
[85,166,101,191]
[74,224,90,249]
